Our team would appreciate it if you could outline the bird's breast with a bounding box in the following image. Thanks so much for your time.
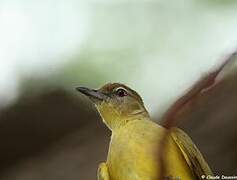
[106,119,194,180]
[106,120,164,180]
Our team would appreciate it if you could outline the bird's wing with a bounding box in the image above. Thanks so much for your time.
[161,51,237,128]
[171,127,213,178]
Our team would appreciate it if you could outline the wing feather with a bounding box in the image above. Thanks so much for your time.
[171,127,213,179]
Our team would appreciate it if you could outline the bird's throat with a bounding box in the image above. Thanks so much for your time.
[96,103,149,131]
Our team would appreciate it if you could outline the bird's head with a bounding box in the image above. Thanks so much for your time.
[76,83,149,130]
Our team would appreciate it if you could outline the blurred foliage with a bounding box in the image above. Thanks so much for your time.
[200,0,237,6]
[61,49,141,87]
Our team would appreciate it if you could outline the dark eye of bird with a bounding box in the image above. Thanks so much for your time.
[116,88,128,97]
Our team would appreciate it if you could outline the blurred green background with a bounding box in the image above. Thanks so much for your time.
[1,0,237,179]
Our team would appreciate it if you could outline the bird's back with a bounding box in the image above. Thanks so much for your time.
[107,119,194,180]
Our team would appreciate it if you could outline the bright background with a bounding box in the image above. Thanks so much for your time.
[1,0,237,113]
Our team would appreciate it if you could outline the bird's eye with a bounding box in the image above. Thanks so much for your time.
[116,88,128,97]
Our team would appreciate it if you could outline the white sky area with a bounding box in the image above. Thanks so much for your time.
[0,0,90,106]
[1,0,237,115]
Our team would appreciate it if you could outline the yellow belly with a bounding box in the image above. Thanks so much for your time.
[106,120,194,180]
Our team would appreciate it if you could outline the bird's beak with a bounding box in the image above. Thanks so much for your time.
[76,86,108,102]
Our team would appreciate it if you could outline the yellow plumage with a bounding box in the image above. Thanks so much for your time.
[107,119,194,180]
[77,83,213,180]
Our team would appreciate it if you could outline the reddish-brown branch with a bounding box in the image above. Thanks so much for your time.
[157,51,237,180]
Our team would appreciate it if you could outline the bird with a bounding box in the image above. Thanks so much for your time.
[76,83,213,180]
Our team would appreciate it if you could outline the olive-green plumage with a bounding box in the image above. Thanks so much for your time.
[77,83,213,180]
